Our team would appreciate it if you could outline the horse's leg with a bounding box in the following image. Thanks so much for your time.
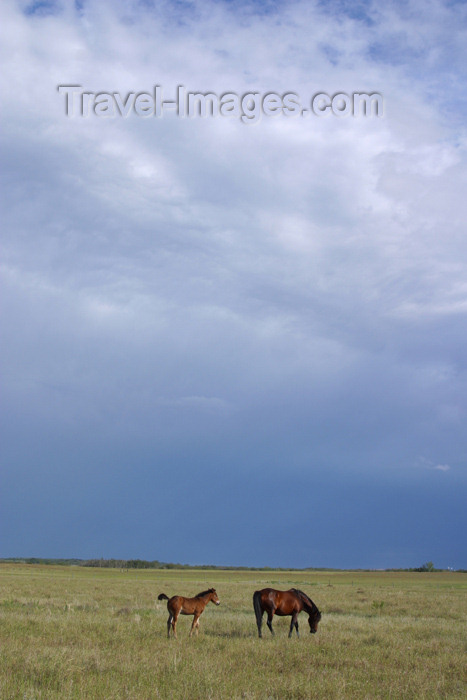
[289,613,299,638]
[256,611,264,638]
[266,611,275,636]
[253,591,264,638]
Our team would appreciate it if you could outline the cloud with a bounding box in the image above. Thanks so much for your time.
[418,457,453,473]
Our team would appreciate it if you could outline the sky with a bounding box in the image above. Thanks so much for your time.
[1,0,466,569]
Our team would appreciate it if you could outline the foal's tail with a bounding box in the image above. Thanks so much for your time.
[253,590,263,637]
[158,593,169,601]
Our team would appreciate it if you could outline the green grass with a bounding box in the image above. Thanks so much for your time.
[0,565,466,698]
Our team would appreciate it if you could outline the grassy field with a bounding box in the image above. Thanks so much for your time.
[0,564,465,699]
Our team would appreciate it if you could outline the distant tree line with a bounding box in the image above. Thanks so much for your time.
[83,559,181,569]
[414,561,437,572]
[51,558,312,571]
[388,561,466,573]
[0,557,185,569]
[1,558,465,572]
[1,558,83,566]
[1,557,329,571]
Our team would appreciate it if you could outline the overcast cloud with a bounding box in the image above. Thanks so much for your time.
[1,0,466,568]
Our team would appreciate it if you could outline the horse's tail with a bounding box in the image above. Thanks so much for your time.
[158,593,169,601]
[253,590,263,637]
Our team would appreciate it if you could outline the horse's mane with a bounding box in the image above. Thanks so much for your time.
[291,588,321,617]
[195,588,214,598]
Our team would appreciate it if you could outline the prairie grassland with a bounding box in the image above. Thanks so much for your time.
[0,565,466,699]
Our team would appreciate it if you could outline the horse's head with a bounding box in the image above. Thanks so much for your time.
[308,608,322,634]
[209,588,220,605]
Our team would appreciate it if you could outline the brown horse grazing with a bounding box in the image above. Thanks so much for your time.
[158,588,220,638]
[253,588,321,638]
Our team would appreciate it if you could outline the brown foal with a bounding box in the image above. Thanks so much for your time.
[158,588,220,638]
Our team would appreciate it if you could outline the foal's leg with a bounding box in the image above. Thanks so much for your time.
[289,613,299,638]
[172,612,179,639]
[189,613,201,637]
[167,614,173,638]
[266,611,275,635]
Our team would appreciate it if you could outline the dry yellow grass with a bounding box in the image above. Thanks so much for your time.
[0,565,466,698]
